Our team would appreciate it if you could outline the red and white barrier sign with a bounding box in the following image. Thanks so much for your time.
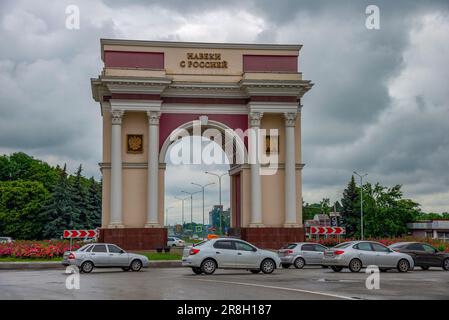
[63,229,98,239]
[310,226,345,235]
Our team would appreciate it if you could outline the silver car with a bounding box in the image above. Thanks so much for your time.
[278,242,328,269]
[322,241,415,273]
[182,238,282,275]
[63,243,149,273]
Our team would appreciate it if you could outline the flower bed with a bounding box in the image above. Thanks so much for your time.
[309,236,449,252]
[0,240,82,259]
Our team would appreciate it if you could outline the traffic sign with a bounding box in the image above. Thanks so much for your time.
[63,229,98,239]
[195,226,202,233]
[309,226,345,235]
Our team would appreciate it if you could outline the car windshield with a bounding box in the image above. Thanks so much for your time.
[334,242,352,249]
[389,243,406,248]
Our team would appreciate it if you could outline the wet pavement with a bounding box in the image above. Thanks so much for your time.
[0,266,448,300]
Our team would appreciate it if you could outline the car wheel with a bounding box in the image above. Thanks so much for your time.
[421,266,429,271]
[130,259,142,272]
[192,267,202,275]
[443,258,449,271]
[294,257,305,269]
[331,266,343,272]
[250,269,261,274]
[81,261,94,274]
[349,259,362,273]
[201,259,217,275]
[122,267,130,271]
[281,263,291,269]
[397,259,410,273]
[260,259,276,274]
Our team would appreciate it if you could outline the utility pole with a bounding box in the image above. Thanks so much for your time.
[181,190,201,225]
[165,206,173,227]
[353,171,368,240]
[205,171,228,234]
[191,182,215,239]
[175,196,189,226]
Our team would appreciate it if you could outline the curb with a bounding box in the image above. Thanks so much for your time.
[0,260,182,270]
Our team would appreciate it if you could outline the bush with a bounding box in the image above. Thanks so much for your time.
[0,240,82,259]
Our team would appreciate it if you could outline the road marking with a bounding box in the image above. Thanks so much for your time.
[187,278,358,300]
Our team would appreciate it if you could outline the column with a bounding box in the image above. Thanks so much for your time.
[109,110,124,228]
[249,112,264,227]
[145,111,161,227]
[284,112,298,226]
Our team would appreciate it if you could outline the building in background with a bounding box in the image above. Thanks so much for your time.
[407,220,449,242]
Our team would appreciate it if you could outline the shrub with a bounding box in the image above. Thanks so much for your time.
[0,240,82,259]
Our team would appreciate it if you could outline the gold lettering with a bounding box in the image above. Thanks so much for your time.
[187,53,193,59]
[180,60,186,68]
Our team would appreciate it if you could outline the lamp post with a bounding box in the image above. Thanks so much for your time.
[175,196,189,226]
[165,206,174,227]
[205,171,228,234]
[181,190,201,225]
[191,182,215,239]
[353,171,368,240]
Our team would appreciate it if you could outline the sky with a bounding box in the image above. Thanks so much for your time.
[0,0,448,224]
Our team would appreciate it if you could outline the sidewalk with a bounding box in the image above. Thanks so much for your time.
[0,260,182,270]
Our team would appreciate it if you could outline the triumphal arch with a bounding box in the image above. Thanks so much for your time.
[91,39,313,249]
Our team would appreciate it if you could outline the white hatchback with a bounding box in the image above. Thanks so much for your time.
[182,238,281,275]
[167,237,185,247]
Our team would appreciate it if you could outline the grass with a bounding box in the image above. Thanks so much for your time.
[0,256,63,262]
[137,252,182,261]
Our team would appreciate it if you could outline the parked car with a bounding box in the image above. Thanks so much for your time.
[323,241,414,273]
[0,237,14,243]
[389,242,449,271]
[182,238,281,275]
[167,237,185,247]
[278,242,328,269]
[62,243,149,273]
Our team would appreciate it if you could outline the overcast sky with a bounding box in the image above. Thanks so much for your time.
[1,0,448,224]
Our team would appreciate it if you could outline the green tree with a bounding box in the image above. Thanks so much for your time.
[0,181,49,239]
[70,165,89,229]
[340,175,359,236]
[41,165,76,238]
[86,177,102,228]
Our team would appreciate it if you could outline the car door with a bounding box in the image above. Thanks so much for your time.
[371,243,394,267]
[313,244,327,264]
[406,243,426,266]
[212,240,236,268]
[234,241,260,269]
[107,244,129,267]
[301,244,317,264]
[422,244,441,267]
[89,244,109,266]
[353,242,375,266]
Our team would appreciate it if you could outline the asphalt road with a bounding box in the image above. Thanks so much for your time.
[0,266,448,300]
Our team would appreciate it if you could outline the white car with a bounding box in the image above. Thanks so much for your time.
[167,237,185,247]
[182,238,282,275]
[278,242,328,269]
[0,237,13,243]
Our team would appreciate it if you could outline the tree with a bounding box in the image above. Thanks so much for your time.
[0,181,49,239]
[86,177,102,228]
[70,165,89,229]
[41,165,76,239]
[340,175,359,237]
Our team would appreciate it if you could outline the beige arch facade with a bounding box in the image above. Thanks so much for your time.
[91,39,313,249]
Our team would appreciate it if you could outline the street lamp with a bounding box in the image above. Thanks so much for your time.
[174,196,189,226]
[181,190,201,224]
[191,182,215,239]
[205,171,228,234]
[353,171,368,240]
[165,206,173,227]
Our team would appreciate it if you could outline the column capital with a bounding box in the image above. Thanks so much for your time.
[147,111,161,125]
[111,110,124,125]
[249,112,263,127]
[284,112,297,127]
